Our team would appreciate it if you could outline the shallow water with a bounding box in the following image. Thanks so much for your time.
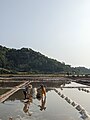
[0,89,11,95]
[57,82,90,115]
[0,82,90,120]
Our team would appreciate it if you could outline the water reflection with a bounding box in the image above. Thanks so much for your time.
[22,84,47,116]
[0,89,11,95]
[23,97,32,116]
[1,81,85,120]
[38,95,46,111]
[7,81,68,101]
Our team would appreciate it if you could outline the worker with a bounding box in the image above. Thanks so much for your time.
[36,84,46,100]
[23,84,32,99]
[27,84,33,99]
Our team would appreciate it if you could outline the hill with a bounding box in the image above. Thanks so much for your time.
[0,45,90,74]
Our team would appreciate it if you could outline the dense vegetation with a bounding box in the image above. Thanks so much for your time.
[0,45,90,74]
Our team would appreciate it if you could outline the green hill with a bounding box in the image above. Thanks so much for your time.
[0,45,90,74]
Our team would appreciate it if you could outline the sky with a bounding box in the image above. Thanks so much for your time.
[0,0,90,68]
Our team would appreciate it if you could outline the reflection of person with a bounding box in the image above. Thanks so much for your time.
[39,95,46,111]
[23,96,32,116]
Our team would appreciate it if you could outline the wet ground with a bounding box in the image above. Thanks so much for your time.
[0,81,90,120]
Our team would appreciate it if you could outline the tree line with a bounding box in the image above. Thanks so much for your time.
[0,45,90,75]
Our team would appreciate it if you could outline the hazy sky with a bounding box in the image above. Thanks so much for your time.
[0,0,90,68]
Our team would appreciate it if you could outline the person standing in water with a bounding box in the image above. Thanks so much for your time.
[37,84,46,98]
[23,86,27,99]
[23,84,33,99]
[36,84,46,110]
[27,84,33,99]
